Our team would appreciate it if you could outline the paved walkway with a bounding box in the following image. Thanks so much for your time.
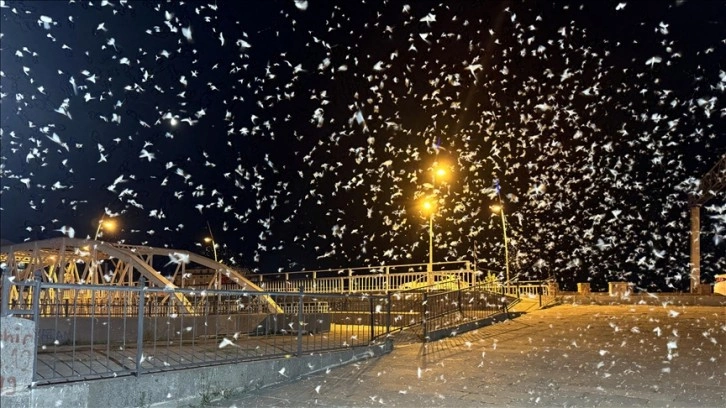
[207,304,725,407]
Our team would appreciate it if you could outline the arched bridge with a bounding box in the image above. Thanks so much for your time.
[0,237,282,314]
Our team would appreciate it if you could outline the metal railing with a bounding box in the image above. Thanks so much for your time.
[390,283,516,340]
[248,261,503,294]
[478,281,554,298]
[0,273,525,387]
[0,276,392,386]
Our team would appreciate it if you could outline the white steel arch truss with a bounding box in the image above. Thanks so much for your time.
[0,238,281,314]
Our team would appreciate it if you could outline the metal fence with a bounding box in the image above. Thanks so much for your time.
[0,276,392,386]
[0,275,517,386]
[247,261,493,294]
[244,261,552,298]
[388,283,515,340]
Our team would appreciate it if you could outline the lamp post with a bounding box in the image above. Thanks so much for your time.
[94,217,116,240]
[491,204,510,290]
[203,220,219,262]
[204,222,221,306]
[421,198,437,286]
[415,161,451,287]
[203,236,218,263]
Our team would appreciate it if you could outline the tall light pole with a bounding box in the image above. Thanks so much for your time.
[427,162,451,285]
[204,222,218,263]
[203,237,218,263]
[421,198,437,286]
[491,204,510,289]
[204,222,221,304]
[94,216,117,240]
[414,161,452,287]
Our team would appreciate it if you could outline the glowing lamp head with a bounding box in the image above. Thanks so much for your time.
[432,161,451,183]
[102,220,116,230]
[420,199,437,216]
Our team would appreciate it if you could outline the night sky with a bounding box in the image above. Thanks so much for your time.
[1,0,724,290]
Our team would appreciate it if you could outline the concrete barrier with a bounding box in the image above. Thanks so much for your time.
[557,292,726,307]
[608,281,631,296]
[0,317,35,397]
[0,337,393,408]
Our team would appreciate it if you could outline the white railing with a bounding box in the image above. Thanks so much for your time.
[479,281,554,297]
[246,262,559,297]
[249,261,491,294]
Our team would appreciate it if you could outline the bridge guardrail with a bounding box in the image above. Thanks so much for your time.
[393,282,518,340]
[0,275,391,387]
[0,273,532,390]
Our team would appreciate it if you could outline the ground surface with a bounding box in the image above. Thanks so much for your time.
[207,304,725,407]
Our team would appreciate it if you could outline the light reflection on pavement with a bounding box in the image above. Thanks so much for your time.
[207,304,725,407]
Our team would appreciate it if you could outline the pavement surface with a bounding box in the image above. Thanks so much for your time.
[207,304,725,407]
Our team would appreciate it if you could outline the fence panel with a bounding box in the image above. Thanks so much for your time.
[0,277,391,386]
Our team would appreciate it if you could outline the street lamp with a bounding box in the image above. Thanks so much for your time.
[420,198,437,286]
[431,161,449,187]
[418,161,452,287]
[203,236,218,263]
[94,217,117,240]
[491,204,510,289]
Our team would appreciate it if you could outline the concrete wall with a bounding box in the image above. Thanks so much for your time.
[1,338,392,408]
[558,292,726,307]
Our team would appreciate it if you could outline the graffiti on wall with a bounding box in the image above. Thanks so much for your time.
[0,319,35,396]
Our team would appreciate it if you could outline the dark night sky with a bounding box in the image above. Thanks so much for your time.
[0,0,724,290]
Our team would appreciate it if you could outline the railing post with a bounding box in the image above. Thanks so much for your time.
[457,280,463,315]
[296,286,304,356]
[135,276,146,377]
[384,266,389,294]
[31,277,42,321]
[31,276,42,381]
[422,292,428,342]
[539,285,542,307]
[386,293,392,334]
[1,273,11,317]
[369,296,375,342]
[501,284,509,318]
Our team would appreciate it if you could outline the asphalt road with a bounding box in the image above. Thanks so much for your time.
[207,304,725,407]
